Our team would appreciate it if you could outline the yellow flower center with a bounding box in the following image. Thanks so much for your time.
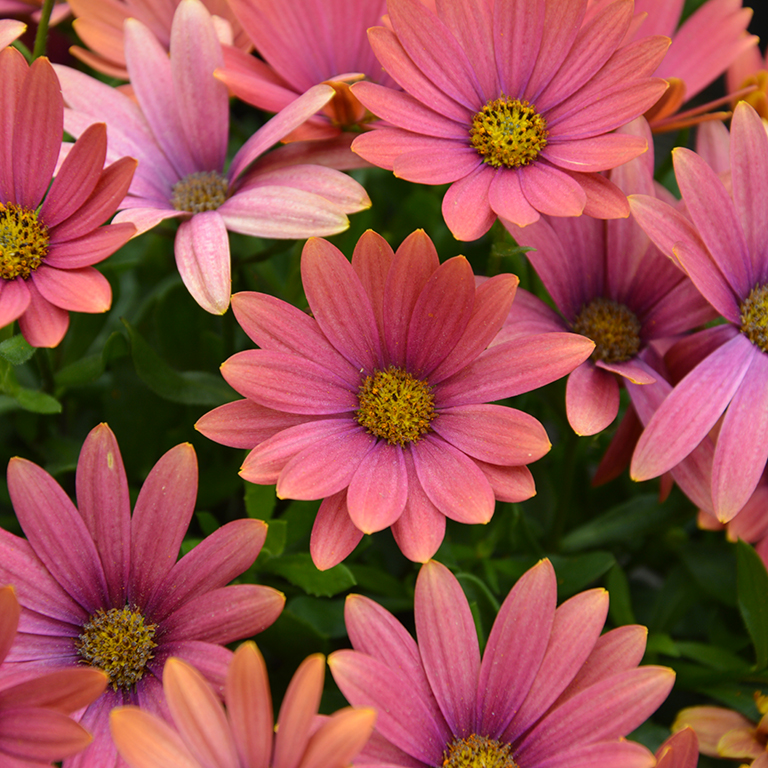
[443,734,519,768]
[171,171,229,213]
[75,607,158,691]
[356,366,436,447]
[0,202,48,280]
[572,297,642,363]
[740,284,768,353]
[469,96,548,169]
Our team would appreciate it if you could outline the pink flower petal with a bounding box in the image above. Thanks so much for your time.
[0,707,94,762]
[301,237,383,372]
[394,143,482,185]
[596,358,657,384]
[415,560,480,736]
[412,435,495,524]
[129,443,198,607]
[534,740,655,768]
[433,404,550,464]
[32,266,111,314]
[352,230,395,341]
[347,442,408,534]
[442,165,496,241]
[565,364,620,436]
[0,278,31,329]
[711,348,768,522]
[310,491,364,570]
[520,161,587,217]
[568,170,630,220]
[47,223,136,269]
[542,133,647,173]
[488,170,540,228]
[478,559,557,737]
[631,334,755,481]
[17,281,70,348]
[493,0,545,98]
[476,461,536,503]
[7,458,109,613]
[174,212,231,315]
[0,48,27,204]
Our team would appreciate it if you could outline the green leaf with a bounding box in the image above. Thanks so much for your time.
[262,519,286,558]
[289,596,347,639]
[549,551,616,599]
[13,387,62,414]
[606,563,636,626]
[244,481,276,521]
[123,319,235,406]
[680,542,736,607]
[560,494,667,552]
[262,553,356,597]
[736,539,768,670]
[195,511,220,537]
[0,335,35,365]
[54,354,104,387]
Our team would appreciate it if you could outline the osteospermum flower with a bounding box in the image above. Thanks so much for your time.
[330,559,675,768]
[54,0,370,315]
[0,48,136,347]
[218,0,393,143]
[0,586,108,767]
[68,0,250,80]
[503,119,714,435]
[196,229,593,567]
[110,643,376,768]
[0,423,285,767]
[349,0,669,239]
[656,728,699,768]
[628,101,768,522]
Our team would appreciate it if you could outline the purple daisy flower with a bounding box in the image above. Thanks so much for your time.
[330,559,675,768]
[349,0,670,240]
[628,101,768,522]
[196,229,593,567]
[0,423,285,768]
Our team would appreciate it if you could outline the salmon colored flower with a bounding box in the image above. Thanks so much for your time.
[350,0,669,239]
[196,229,593,567]
[0,423,285,768]
[628,101,768,522]
[0,18,25,49]
[110,643,376,768]
[330,559,675,768]
[727,45,768,121]
[0,48,136,347]
[218,0,392,143]
[0,586,108,767]
[54,0,370,315]
[68,0,250,80]
[655,728,699,768]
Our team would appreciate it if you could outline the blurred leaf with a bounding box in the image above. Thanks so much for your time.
[675,641,751,673]
[647,632,680,657]
[680,542,736,607]
[0,335,35,365]
[606,563,636,626]
[123,319,235,406]
[55,354,104,387]
[195,511,220,537]
[347,564,411,601]
[550,551,616,599]
[737,540,768,670]
[560,494,667,552]
[262,519,286,558]
[262,553,356,597]
[102,331,130,364]
[13,387,62,414]
[289,596,346,639]
[245,481,276,521]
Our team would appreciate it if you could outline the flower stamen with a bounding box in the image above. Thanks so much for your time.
[356,366,436,447]
[171,171,229,213]
[470,96,548,169]
[740,284,768,352]
[75,606,158,691]
[572,297,642,363]
[0,202,48,280]
[443,734,519,768]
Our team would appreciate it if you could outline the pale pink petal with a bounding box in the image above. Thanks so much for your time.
[0,278,31,329]
[352,230,395,340]
[542,133,646,173]
[113,207,182,237]
[442,165,496,241]
[415,560,480,736]
[300,708,376,768]
[0,708,95,762]
[476,461,537,503]
[565,364,620,436]
[17,281,70,348]
[567,170,630,219]
[46,223,136,269]
[347,442,408,534]
[32,266,111,314]
[493,0,544,97]
[174,212,231,315]
[488,170,540,228]
[520,161,587,217]
[535,740,655,768]
[596,358,656,384]
[310,491,364,570]
[394,144,483,184]
[0,48,28,203]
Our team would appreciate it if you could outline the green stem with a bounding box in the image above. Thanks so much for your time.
[36,348,55,393]
[31,0,55,60]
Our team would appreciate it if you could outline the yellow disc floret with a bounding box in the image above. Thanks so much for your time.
[0,202,48,280]
[443,734,519,768]
[470,96,548,169]
[171,170,229,213]
[740,284,768,352]
[75,606,158,691]
[572,297,642,363]
[356,366,436,447]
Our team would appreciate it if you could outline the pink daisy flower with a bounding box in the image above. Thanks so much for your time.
[0,48,136,348]
[655,728,699,768]
[196,229,593,568]
[0,585,108,767]
[110,643,376,768]
[53,0,370,315]
[502,119,714,435]
[330,559,675,768]
[349,0,670,239]
[218,0,393,143]
[0,423,285,767]
[628,101,768,522]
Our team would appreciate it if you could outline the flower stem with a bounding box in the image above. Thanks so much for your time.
[31,0,55,60]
